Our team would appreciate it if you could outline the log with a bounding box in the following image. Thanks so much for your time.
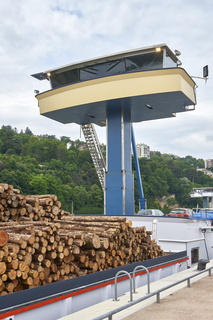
[0,184,8,192]
[19,261,28,272]
[52,206,59,216]
[5,281,15,292]
[63,252,74,264]
[84,234,100,249]
[51,263,58,273]
[7,259,19,270]
[46,251,57,260]
[0,230,8,247]
[7,269,17,280]
[73,254,87,263]
[71,245,80,255]
[1,273,7,282]
[6,243,20,254]
[100,238,109,250]
[32,254,44,262]
[42,259,51,268]
[0,262,6,275]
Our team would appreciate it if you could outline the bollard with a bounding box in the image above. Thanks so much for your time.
[197,259,209,270]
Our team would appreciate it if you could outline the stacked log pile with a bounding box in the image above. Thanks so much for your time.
[0,183,68,222]
[0,183,164,295]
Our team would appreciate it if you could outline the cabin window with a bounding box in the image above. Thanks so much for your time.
[165,53,177,68]
[49,49,175,89]
[80,60,125,81]
[50,68,79,88]
[191,247,199,264]
[125,52,163,72]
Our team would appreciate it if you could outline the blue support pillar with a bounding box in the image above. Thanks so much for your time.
[105,107,134,215]
[131,124,146,210]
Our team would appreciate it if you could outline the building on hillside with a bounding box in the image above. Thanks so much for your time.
[78,144,88,151]
[136,143,150,159]
[197,168,213,178]
[66,142,72,150]
[205,159,213,169]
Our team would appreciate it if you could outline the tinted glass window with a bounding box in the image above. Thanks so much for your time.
[80,60,125,81]
[171,210,185,214]
[49,50,171,88]
[51,69,79,88]
[125,52,163,72]
[165,53,176,68]
[138,209,151,215]
[156,210,162,216]
[191,247,199,264]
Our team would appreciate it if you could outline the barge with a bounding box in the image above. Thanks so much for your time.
[0,215,212,320]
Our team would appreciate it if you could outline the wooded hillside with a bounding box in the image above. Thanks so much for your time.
[0,125,212,213]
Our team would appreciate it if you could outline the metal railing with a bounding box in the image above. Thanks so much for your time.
[114,265,150,302]
[114,271,133,302]
[133,265,150,294]
[92,266,213,320]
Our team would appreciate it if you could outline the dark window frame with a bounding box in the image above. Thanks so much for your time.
[50,50,174,89]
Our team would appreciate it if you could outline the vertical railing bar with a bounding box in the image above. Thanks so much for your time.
[114,270,133,302]
[187,278,190,287]
[156,292,160,303]
[133,265,150,294]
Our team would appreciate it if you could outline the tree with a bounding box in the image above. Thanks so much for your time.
[24,127,33,135]
[72,186,89,210]
[0,127,16,154]
[29,174,48,194]
[23,137,68,162]
[89,184,104,207]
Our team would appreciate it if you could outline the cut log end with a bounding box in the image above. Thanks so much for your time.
[0,230,8,247]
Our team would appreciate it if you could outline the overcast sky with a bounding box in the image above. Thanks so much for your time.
[0,0,212,159]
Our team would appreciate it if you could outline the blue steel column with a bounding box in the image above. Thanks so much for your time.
[105,107,134,215]
[131,124,146,210]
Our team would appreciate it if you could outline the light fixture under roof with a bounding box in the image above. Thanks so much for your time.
[146,104,153,109]
[174,49,181,56]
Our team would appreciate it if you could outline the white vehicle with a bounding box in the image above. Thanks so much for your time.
[137,209,164,216]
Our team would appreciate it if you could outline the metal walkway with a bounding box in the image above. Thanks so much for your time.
[58,260,213,320]
[81,124,105,190]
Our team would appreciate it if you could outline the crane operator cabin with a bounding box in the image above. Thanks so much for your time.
[32,44,196,215]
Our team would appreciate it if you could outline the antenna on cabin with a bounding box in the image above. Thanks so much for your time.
[191,65,209,84]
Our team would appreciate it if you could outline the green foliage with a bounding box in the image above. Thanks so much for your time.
[0,125,211,214]
[77,207,104,215]
[0,126,103,213]
[24,127,33,135]
[0,127,22,155]
[135,152,212,212]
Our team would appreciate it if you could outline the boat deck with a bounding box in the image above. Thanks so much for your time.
[58,259,213,320]
[123,275,213,320]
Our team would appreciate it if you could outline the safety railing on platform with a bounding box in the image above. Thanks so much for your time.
[114,265,150,302]
[114,270,133,302]
[92,266,213,320]
[133,265,150,294]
